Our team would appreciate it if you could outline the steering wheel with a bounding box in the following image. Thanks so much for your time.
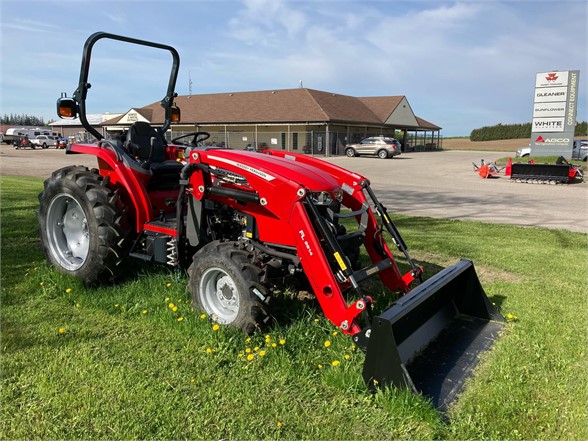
[171,132,210,147]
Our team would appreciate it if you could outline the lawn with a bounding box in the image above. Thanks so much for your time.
[1,175,587,440]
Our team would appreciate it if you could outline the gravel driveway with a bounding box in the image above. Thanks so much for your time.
[1,144,586,233]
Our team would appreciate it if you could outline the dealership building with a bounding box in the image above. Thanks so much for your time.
[51,88,442,155]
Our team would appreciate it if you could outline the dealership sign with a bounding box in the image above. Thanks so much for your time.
[530,70,580,156]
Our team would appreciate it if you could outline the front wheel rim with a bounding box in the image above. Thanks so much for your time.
[199,267,240,323]
[46,193,90,270]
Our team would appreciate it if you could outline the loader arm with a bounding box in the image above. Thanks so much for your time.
[182,148,426,336]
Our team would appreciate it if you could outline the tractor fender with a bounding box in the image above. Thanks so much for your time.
[66,142,152,232]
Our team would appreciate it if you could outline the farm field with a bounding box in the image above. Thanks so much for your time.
[442,138,529,152]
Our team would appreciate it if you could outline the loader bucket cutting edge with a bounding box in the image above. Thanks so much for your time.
[362,259,504,411]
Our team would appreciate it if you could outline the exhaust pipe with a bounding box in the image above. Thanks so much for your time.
[363,259,504,410]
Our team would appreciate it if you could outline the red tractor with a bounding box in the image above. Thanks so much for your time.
[38,32,503,410]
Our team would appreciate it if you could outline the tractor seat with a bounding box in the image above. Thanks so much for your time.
[125,121,183,188]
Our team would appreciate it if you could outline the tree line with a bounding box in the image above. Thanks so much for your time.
[1,113,55,126]
[470,121,587,141]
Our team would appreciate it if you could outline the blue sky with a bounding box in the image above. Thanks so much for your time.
[1,0,586,136]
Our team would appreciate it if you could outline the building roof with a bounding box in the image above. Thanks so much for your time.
[101,88,441,130]
[415,116,441,130]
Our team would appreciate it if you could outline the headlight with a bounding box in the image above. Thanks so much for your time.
[310,190,343,205]
[310,191,332,205]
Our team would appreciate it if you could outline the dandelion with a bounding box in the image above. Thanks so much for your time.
[332,360,340,367]
[247,354,254,361]
[272,343,277,348]
[373,379,379,386]
[279,339,286,345]
[344,354,350,360]
[332,331,338,336]
[66,288,72,294]
[506,313,518,321]
[317,364,323,369]
[165,297,170,302]
[40,282,44,286]
[245,347,251,353]
[177,317,184,322]
[200,313,207,319]
[168,303,175,309]
[142,310,148,315]
[238,353,244,358]
[212,324,220,331]
[245,337,251,343]
[254,346,259,351]
[277,421,283,428]
[172,306,178,312]
[206,347,212,354]
[166,282,172,288]
[191,378,196,383]
[324,340,331,348]
[259,350,266,357]
[58,327,66,334]
[75,303,80,308]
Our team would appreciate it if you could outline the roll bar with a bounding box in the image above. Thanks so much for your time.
[62,32,180,141]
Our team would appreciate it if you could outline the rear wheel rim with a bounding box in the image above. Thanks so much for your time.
[46,193,90,270]
[199,267,240,323]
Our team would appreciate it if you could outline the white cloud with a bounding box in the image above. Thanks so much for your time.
[103,12,128,25]
[228,0,307,45]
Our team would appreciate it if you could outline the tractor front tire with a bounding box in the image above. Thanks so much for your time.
[189,241,269,334]
[37,166,131,286]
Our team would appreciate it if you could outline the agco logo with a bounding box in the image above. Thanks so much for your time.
[545,73,559,82]
[535,136,569,143]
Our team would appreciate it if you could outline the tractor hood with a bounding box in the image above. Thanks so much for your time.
[199,149,341,193]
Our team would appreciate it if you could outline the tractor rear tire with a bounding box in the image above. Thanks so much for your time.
[189,241,269,334]
[37,166,131,286]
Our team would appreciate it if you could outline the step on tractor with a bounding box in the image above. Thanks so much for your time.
[38,32,504,410]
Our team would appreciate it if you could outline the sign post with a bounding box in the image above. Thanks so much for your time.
[530,70,579,157]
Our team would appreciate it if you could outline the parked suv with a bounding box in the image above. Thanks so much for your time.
[571,140,588,161]
[31,135,58,149]
[344,136,401,159]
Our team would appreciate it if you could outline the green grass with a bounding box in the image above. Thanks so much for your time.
[1,175,587,440]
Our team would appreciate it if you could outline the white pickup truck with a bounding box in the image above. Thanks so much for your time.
[31,135,58,149]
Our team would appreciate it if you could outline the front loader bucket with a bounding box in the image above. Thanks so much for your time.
[363,259,504,410]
